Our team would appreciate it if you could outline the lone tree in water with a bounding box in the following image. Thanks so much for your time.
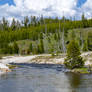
[64,40,84,69]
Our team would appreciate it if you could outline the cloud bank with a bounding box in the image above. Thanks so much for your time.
[0,0,91,20]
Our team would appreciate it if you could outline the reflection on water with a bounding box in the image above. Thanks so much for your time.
[0,64,92,92]
[66,73,81,88]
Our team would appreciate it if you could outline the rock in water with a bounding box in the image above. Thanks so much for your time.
[0,63,11,73]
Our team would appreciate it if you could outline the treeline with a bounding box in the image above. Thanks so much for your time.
[0,14,92,55]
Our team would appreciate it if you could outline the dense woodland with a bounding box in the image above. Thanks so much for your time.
[0,14,92,55]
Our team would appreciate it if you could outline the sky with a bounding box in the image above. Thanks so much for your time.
[0,0,91,21]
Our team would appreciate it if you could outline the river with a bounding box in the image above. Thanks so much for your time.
[0,64,92,92]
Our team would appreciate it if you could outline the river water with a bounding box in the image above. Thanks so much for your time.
[0,64,92,92]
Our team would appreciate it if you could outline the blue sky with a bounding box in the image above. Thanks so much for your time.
[0,0,15,5]
[0,0,91,20]
[77,0,87,7]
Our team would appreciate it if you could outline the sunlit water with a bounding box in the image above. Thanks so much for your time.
[0,64,92,92]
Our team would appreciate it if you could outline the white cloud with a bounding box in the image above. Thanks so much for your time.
[0,0,91,20]
[81,0,92,19]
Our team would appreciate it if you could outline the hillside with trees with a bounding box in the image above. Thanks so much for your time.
[0,14,92,55]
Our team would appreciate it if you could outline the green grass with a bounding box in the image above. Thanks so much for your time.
[72,67,90,74]
[7,64,18,69]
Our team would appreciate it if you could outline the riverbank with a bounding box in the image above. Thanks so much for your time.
[0,52,92,74]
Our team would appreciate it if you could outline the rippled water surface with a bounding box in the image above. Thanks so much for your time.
[0,64,92,92]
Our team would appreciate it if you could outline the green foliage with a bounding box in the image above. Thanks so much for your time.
[82,40,88,51]
[81,13,88,28]
[73,67,90,74]
[8,45,13,54]
[37,39,44,54]
[0,43,13,54]
[23,16,29,27]
[64,40,84,69]
[11,18,17,31]
[13,41,19,54]
[40,33,43,39]
[54,33,58,41]
[0,15,92,54]
[33,47,38,55]
[29,42,33,52]
[49,44,55,55]
[88,31,92,51]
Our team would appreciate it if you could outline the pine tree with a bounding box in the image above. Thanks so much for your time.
[13,41,19,54]
[54,33,58,40]
[33,47,38,54]
[2,17,9,31]
[37,39,44,54]
[40,39,44,53]
[29,42,33,52]
[64,40,84,69]
[40,33,43,39]
[8,45,13,54]
[37,44,40,53]
[23,16,29,27]
[31,16,37,26]
[83,40,88,52]
[81,13,88,28]
[11,18,17,31]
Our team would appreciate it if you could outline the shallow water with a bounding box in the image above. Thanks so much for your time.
[0,64,92,92]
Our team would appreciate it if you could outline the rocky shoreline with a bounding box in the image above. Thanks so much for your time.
[0,52,92,74]
[0,63,11,74]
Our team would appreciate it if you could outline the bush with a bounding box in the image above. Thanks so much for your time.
[64,40,84,69]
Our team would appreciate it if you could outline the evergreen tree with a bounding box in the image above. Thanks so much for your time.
[40,39,44,53]
[24,16,29,27]
[1,44,9,54]
[11,18,17,31]
[40,15,44,25]
[83,40,88,52]
[33,47,38,54]
[40,33,43,39]
[38,39,44,54]
[31,16,37,26]
[2,17,9,31]
[13,41,19,54]
[54,33,58,40]
[8,45,13,54]
[64,40,84,69]
[37,44,40,53]
[29,42,33,52]
[49,43,55,56]
[81,13,88,28]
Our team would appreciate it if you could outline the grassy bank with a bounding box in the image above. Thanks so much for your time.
[71,67,92,74]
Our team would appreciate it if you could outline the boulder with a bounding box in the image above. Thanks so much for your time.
[0,63,11,73]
